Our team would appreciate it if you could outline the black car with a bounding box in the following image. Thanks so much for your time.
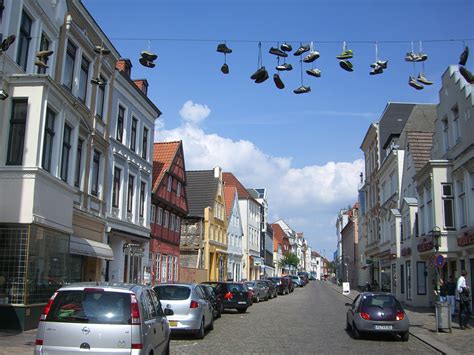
[199,284,223,319]
[203,282,252,313]
[268,277,290,295]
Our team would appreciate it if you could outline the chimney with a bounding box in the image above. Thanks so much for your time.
[115,58,132,77]
[213,166,222,179]
[133,79,148,96]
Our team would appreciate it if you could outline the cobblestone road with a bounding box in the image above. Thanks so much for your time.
[170,281,439,354]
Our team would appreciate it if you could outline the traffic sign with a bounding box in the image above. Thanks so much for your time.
[435,254,445,268]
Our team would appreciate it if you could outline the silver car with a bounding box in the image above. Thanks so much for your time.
[154,283,214,339]
[34,282,172,354]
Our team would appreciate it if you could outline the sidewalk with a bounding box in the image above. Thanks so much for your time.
[0,329,36,354]
[325,280,474,355]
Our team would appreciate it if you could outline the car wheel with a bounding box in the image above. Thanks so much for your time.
[195,318,205,339]
[255,294,260,303]
[400,331,409,342]
[346,316,352,331]
[216,305,222,319]
[352,322,361,339]
[237,307,247,313]
[164,340,170,355]
[209,315,214,331]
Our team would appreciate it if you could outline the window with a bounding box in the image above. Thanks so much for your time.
[130,117,137,151]
[442,117,449,153]
[177,182,182,197]
[426,187,433,232]
[116,105,125,142]
[416,262,427,295]
[155,254,161,281]
[96,76,106,119]
[127,175,134,212]
[167,255,173,281]
[167,175,172,192]
[458,180,467,227]
[60,124,72,181]
[442,184,455,229]
[91,150,101,196]
[139,181,146,217]
[42,108,56,172]
[157,207,163,225]
[74,139,83,187]
[151,205,156,223]
[170,214,175,231]
[164,211,169,228]
[6,99,28,165]
[64,41,77,91]
[112,167,121,208]
[452,105,460,142]
[37,34,50,74]
[142,127,148,159]
[161,255,167,281]
[176,216,181,232]
[16,11,32,71]
[174,256,178,281]
[78,56,90,102]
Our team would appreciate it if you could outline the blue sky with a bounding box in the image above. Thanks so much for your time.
[84,0,473,259]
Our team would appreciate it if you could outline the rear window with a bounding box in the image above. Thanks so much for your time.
[362,295,398,308]
[47,290,131,324]
[154,286,191,300]
[228,283,245,292]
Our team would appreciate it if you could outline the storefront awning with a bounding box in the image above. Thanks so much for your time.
[70,236,114,260]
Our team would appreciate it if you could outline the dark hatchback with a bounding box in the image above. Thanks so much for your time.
[268,277,289,295]
[199,284,223,319]
[203,282,252,313]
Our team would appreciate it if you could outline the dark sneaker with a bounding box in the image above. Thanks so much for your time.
[273,74,285,89]
[91,77,107,87]
[35,60,48,69]
[269,47,288,57]
[36,50,54,58]
[369,65,383,75]
[417,52,428,62]
[216,43,232,54]
[294,44,310,56]
[94,45,111,55]
[0,88,8,101]
[405,52,419,62]
[139,57,155,68]
[459,66,474,83]
[336,49,353,59]
[141,50,158,61]
[408,76,423,90]
[303,51,320,63]
[251,66,266,80]
[0,34,16,52]
[276,63,293,71]
[306,68,321,77]
[417,73,433,85]
[280,43,292,52]
[459,46,469,66]
[376,60,388,69]
[255,68,269,83]
[339,60,353,72]
[293,85,311,94]
[221,63,229,74]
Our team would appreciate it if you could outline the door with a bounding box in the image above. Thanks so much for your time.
[148,290,168,353]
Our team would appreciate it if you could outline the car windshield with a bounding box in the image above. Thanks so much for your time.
[154,285,191,300]
[47,290,131,324]
[362,295,398,308]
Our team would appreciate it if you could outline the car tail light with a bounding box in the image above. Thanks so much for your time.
[35,339,43,346]
[190,300,199,309]
[84,288,104,293]
[360,312,371,320]
[130,294,141,324]
[131,343,143,349]
[224,292,233,300]
[40,292,58,321]
[396,311,405,321]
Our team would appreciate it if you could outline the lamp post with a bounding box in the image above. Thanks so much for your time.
[431,226,442,252]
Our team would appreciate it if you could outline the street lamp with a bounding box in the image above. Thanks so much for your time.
[431,226,442,252]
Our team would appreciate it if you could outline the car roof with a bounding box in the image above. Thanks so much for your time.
[360,292,396,297]
[154,283,196,288]
[57,282,143,292]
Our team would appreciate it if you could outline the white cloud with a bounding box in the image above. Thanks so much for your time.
[179,100,211,124]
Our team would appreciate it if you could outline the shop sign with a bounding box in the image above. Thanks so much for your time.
[457,233,474,247]
[417,237,434,252]
[401,247,411,256]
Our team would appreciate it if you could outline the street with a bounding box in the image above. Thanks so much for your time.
[171,281,438,354]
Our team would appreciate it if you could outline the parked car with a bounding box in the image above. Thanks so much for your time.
[199,284,223,319]
[154,283,214,339]
[34,282,172,355]
[289,275,304,287]
[260,279,277,299]
[268,277,289,295]
[345,292,410,341]
[245,281,270,302]
[203,282,252,313]
[282,276,295,292]
[309,273,317,280]
[298,272,309,285]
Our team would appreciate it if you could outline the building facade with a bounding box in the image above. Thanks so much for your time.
[224,186,244,281]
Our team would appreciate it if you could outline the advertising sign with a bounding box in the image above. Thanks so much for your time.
[342,282,350,295]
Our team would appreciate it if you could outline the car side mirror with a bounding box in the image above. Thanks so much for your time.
[164,308,174,316]
[344,303,351,307]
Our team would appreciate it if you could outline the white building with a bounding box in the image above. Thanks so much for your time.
[224,186,244,281]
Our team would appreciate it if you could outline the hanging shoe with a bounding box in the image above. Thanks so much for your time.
[405,52,419,62]
[0,34,16,52]
[35,60,48,69]
[306,68,321,77]
[141,50,158,62]
[139,57,155,68]
[408,76,423,90]
[251,66,266,80]
[376,60,388,69]
[459,66,474,83]
[339,60,353,72]
[91,77,107,87]
[459,46,469,66]
[294,44,310,56]
[293,85,311,94]
[280,43,292,52]
[369,65,383,75]
[417,52,428,62]
[336,49,353,59]
[216,43,232,54]
[303,51,320,63]
[276,63,293,71]
[94,45,111,55]
[221,63,229,74]
[0,88,8,101]
[273,74,285,89]
[269,47,288,58]
[417,73,433,85]
[254,68,269,83]
[36,50,54,59]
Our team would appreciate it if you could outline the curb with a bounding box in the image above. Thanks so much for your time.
[322,281,458,355]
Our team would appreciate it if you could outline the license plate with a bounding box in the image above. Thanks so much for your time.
[374,325,393,330]
[169,321,177,327]
[238,301,247,304]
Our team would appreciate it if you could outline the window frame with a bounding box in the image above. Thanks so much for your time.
[95,75,106,120]
[16,10,32,71]
[142,127,148,159]
[63,40,77,91]
[127,174,135,213]
[37,33,50,75]
[6,99,28,166]
[130,117,137,152]
[116,105,125,142]
[74,138,84,188]
[42,107,56,172]
[442,183,455,229]
[91,150,101,196]
[139,181,146,217]
[78,55,90,103]
[112,166,121,208]
[60,123,72,181]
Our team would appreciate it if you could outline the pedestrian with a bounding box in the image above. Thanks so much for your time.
[446,276,457,317]
[457,270,471,329]
[434,278,448,302]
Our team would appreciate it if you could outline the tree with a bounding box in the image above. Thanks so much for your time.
[278,253,299,269]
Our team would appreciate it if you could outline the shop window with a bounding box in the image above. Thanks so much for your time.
[416,261,427,295]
